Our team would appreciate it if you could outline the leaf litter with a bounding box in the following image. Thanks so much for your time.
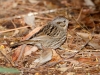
[0,0,100,75]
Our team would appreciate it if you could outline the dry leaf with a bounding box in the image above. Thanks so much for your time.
[24,13,35,28]
[39,48,53,65]
[67,72,75,75]
[33,48,53,66]
[51,49,61,61]
[30,48,52,68]
[28,0,40,4]
[77,32,100,49]
[84,0,95,10]
[57,67,68,72]
[12,45,32,61]
[76,57,99,65]
[24,46,38,56]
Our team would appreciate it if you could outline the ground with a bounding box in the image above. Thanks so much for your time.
[0,0,100,75]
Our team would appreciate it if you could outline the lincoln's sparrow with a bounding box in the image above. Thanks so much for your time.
[11,16,69,49]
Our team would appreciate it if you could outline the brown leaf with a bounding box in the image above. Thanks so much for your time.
[12,45,32,61]
[77,32,100,49]
[51,49,61,62]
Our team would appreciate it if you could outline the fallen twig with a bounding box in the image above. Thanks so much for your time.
[0,26,30,34]
[0,8,68,22]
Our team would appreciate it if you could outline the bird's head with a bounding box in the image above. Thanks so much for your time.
[52,16,69,30]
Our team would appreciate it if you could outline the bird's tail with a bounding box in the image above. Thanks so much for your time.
[10,40,35,48]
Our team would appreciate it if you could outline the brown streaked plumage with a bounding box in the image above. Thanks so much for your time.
[11,16,69,49]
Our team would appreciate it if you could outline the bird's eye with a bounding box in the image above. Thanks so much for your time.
[57,22,61,24]
[63,20,66,23]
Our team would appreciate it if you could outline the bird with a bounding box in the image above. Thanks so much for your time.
[10,16,69,49]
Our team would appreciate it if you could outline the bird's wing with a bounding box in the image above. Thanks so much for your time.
[33,23,58,37]
[31,35,53,41]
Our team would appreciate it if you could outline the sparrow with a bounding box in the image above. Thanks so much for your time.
[11,16,69,49]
